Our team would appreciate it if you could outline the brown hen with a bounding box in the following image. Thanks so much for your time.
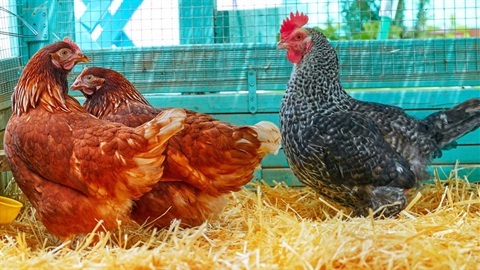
[71,66,281,227]
[3,38,186,239]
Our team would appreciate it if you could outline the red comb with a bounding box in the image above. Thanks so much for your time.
[63,37,81,52]
[280,12,309,38]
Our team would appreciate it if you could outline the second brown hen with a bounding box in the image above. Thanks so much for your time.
[71,67,281,227]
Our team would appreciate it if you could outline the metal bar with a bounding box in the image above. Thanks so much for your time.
[22,7,48,41]
[0,6,38,38]
[377,0,398,40]
[377,16,392,40]
[247,69,258,114]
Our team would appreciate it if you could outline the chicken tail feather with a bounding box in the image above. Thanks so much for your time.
[125,108,186,198]
[424,98,480,149]
[138,109,187,144]
[251,121,282,155]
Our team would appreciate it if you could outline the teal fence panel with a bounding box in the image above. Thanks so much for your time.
[0,0,479,184]
[0,1,24,110]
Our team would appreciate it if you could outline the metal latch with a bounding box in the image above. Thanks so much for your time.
[247,69,258,114]
[22,7,48,41]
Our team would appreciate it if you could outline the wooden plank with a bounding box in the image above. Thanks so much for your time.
[333,38,480,88]
[71,44,276,94]
[3,39,480,109]
[434,146,480,165]
[20,0,76,70]
[92,0,144,47]
[261,147,480,168]
[71,88,479,115]
[257,165,480,187]
[73,39,480,95]
[348,88,480,109]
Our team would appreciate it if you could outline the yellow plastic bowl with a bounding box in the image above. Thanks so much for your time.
[0,196,23,224]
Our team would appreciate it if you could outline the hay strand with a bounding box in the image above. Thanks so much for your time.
[0,168,479,269]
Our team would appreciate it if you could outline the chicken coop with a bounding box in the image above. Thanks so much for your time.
[1,1,480,269]
[0,0,479,186]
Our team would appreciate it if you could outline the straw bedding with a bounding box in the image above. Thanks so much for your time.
[1,167,479,269]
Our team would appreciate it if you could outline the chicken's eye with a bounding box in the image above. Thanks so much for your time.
[296,34,303,40]
[86,75,93,81]
[59,48,71,56]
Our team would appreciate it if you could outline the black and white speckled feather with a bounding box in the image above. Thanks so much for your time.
[279,23,480,217]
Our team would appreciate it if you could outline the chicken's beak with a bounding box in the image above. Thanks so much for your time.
[276,41,288,50]
[75,53,89,63]
[70,80,82,90]
[70,80,94,96]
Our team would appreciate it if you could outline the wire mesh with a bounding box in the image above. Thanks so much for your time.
[60,0,480,93]
[0,1,24,107]
[65,0,480,46]
[0,0,479,102]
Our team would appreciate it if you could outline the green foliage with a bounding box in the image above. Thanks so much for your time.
[341,0,381,38]
[449,15,471,38]
[388,25,404,39]
[314,22,343,40]
[413,0,430,38]
[316,0,473,41]
[352,21,379,39]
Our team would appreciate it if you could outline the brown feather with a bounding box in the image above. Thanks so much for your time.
[71,67,282,228]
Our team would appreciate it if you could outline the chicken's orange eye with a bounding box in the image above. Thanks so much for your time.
[296,34,303,40]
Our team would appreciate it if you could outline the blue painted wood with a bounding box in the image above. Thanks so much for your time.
[77,0,112,32]
[179,0,214,44]
[72,88,478,114]
[0,0,76,122]
[75,1,112,50]
[95,0,143,47]
[22,7,48,42]
[377,16,392,40]
[20,0,75,64]
[258,166,480,187]
[260,147,480,168]
[72,39,480,94]
[77,0,143,48]
[214,8,281,44]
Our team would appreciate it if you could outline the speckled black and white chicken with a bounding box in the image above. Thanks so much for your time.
[277,12,480,217]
